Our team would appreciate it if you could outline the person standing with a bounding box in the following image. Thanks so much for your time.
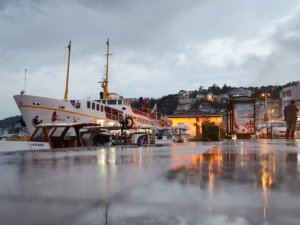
[284,100,299,139]
[32,115,43,125]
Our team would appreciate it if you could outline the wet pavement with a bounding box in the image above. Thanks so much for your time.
[0,139,300,225]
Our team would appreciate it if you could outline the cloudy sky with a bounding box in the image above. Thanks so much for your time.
[1,0,300,118]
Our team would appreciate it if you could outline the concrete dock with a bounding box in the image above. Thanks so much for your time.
[0,140,300,225]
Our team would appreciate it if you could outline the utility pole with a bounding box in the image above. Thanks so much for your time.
[261,92,271,122]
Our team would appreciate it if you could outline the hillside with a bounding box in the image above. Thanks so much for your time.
[145,81,299,116]
[0,115,22,127]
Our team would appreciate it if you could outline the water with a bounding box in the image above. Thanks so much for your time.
[0,140,299,225]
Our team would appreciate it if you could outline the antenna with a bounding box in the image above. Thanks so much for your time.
[21,69,27,95]
[24,69,27,93]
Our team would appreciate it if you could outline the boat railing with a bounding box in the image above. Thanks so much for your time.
[105,112,122,122]
[132,108,156,119]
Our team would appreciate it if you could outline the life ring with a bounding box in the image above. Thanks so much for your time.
[125,117,134,129]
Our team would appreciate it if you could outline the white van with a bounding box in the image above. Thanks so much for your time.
[266,121,286,139]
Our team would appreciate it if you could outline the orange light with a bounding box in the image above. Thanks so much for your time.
[169,116,222,137]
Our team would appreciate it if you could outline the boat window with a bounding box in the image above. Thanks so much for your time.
[32,128,45,140]
[96,104,100,111]
[102,100,106,104]
[32,102,40,106]
[92,102,95,110]
[108,100,117,105]
[65,127,76,137]
[51,127,65,137]
[87,101,91,109]
[75,102,81,109]
[59,105,65,109]
[118,100,122,105]
[70,100,76,106]
[101,105,104,112]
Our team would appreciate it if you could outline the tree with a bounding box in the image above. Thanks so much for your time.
[208,84,221,95]
[198,86,207,94]
[189,91,198,98]
[157,94,179,115]
[221,84,232,94]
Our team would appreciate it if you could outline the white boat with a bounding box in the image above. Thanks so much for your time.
[0,139,50,152]
[14,40,159,135]
[0,123,116,152]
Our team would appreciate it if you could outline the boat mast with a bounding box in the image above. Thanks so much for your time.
[102,38,110,99]
[21,69,27,95]
[64,40,71,101]
[24,69,27,94]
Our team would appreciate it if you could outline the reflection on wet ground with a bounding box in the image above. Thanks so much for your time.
[0,140,300,225]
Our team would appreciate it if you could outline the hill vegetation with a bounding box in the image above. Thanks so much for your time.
[0,115,22,127]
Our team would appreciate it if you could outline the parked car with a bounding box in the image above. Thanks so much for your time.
[266,121,286,139]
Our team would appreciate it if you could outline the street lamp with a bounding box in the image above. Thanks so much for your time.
[261,92,271,101]
[261,92,271,122]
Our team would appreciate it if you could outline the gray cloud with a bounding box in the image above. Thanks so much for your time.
[0,0,300,118]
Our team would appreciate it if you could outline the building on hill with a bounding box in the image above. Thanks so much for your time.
[228,88,252,97]
[198,103,216,113]
[174,98,197,113]
[206,92,214,102]
[280,83,300,116]
[215,94,229,103]
[196,94,205,100]
[178,90,194,99]
[168,111,222,137]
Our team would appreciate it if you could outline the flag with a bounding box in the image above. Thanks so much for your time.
[52,111,57,122]
[141,99,150,107]
[151,103,157,114]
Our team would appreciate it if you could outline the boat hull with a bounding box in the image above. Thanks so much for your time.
[0,140,50,152]
[14,95,159,135]
[14,95,117,134]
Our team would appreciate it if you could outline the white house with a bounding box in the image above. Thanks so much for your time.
[228,88,252,97]
[280,83,300,120]
[280,83,300,108]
